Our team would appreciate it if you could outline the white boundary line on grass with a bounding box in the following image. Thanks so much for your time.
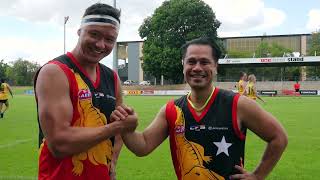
[0,139,33,149]
[0,176,37,180]
[0,139,36,179]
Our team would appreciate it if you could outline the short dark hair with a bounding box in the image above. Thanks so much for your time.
[181,37,222,63]
[1,79,5,83]
[83,3,121,23]
[240,71,247,78]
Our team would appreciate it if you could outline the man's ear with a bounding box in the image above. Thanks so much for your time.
[77,29,81,36]
[181,59,184,65]
[213,63,218,75]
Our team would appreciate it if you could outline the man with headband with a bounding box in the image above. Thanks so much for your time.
[34,3,137,180]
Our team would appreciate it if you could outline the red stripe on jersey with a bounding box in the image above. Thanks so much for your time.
[113,70,118,98]
[166,100,177,126]
[232,94,246,140]
[165,100,182,180]
[95,64,101,88]
[48,60,80,126]
[66,52,100,89]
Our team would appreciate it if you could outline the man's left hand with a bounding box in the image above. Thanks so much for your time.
[229,165,262,180]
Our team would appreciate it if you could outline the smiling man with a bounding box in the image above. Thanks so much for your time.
[34,3,137,180]
[112,37,288,180]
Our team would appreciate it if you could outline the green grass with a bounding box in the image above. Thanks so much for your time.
[11,86,33,95]
[0,95,319,179]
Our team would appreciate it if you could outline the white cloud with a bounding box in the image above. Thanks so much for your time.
[0,0,288,65]
[218,31,242,38]
[306,9,320,31]
[204,0,286,37]
[253,8,286,30]
[0,0,163,39]
[117,0,164,41]
[0,36,62,65]
[0,0,163,66]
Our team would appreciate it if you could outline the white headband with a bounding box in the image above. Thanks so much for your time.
[81,15,120,31]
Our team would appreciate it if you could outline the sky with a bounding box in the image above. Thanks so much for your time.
[0,0,320,68]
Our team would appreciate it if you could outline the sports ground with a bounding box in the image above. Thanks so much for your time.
[0,87,319,179]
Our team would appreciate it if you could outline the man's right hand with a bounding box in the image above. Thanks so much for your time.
[110,105,138,133]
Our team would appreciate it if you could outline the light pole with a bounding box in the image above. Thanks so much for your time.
[64,16,69,54]
[112,0,117,71]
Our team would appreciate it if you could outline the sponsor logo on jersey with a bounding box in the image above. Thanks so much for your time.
[94,92,116,100]
[190,125,206,131]
[78,89,92,100]
[106,94,116,100]
[175,125,185,134]
[190,125,228,131]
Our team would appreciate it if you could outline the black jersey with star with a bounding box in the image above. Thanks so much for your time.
[166,88,247,180]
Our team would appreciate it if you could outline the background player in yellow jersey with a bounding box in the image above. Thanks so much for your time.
[0,79,13,118]
[245,74,265,103]
[237,72,247,95]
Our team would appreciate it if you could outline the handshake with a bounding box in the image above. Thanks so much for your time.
[110,105,138,134]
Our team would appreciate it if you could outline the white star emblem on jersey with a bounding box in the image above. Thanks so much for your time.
[213,136,232,156]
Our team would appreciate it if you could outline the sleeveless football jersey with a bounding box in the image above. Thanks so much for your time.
[166,88,246,180]
[247,82,257,100]
[34,52,118,180]
[238,80,245,95]
[0,83,10,100]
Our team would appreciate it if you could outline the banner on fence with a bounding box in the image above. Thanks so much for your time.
[126,90,142,95]
[142,90,154,95]
[258,90,278,96]
[299,90,318,95]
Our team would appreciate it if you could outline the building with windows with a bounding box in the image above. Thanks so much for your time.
[221,33,312,56]
[113,33,313,83]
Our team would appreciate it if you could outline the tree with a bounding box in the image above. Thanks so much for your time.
[139,0,222,83]
[0,60,10,80]
[8,59,40,86]
[227,51,252,58]
[254,41,293,58]
[269,43,293,57]
[306,31,320,79]
[255,41,270,57]
[307,31,320,56]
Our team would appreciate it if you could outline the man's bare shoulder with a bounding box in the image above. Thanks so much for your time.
[36,63,70,95]
[37,63,65,78]
[237,95,259,112]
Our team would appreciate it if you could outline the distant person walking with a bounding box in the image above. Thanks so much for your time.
[293,81,301,97]
[237,72,247,95]
[0,79,13,118]
[245,74,265,103]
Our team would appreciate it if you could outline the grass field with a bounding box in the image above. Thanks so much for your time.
[0,89,319,179]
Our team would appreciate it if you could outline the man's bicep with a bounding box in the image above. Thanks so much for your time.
[36,64,73,141]
[238,97,281,142]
